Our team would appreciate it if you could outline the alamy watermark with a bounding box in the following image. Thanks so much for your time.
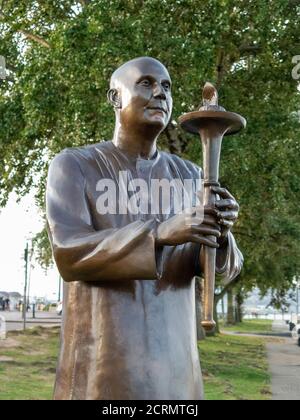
[0,315,6,340]
[0,55,6,80]
[292,55,300,80]
[95,171,204,219]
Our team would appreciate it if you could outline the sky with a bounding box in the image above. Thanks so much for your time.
[0,192,60,301]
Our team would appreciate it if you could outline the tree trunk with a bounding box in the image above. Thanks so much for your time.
[195,277,206,341]
[221,297,226,322]
[226,288,236,325]
[213,297,220,334]
[235,292,244,323]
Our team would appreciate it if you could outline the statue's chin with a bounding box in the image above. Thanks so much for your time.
[144,114,168,130]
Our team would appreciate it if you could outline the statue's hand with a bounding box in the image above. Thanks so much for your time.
[156,205,221,248]
[211,186,239,245]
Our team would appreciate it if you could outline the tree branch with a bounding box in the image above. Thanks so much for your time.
[0,8,51,49]
[239,44,262,55]
[19,29,51,48]
[216,43,262,88]
[5,62,17,73]
[288,0,300,6]
[79,0,91,6]
[216,48,226,89]
[164,121,188,155]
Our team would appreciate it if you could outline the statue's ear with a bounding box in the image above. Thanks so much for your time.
[107,88,121,109]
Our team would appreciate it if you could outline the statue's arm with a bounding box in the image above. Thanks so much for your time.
[198,232,243,282]
[46,152,158,282]
[197,232,243,284]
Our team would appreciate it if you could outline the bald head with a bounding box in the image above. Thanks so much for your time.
[110,57,171,90]
[107,57,173,134]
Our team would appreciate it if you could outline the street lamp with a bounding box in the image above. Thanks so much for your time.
[22,238,33,329]
[296,279,300,323]
[22,242,29,330]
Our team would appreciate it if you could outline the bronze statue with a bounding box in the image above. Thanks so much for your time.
[46,57,243,400]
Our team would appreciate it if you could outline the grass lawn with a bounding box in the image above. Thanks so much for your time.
[0,326,271,400]
[0,327,59,400]
[220,319,273,335]
[199,334,271,400]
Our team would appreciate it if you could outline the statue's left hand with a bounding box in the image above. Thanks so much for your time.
[211,186,239,245]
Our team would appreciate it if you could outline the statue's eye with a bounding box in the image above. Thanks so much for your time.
[140,79,151,87]
[163,82,171,90]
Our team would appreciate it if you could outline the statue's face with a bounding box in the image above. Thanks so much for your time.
[117,59,173,131]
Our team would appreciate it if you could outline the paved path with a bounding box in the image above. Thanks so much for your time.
[267,321,300,400]
[0,310,61,332]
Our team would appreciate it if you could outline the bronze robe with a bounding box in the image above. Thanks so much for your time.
[46,141,243,400]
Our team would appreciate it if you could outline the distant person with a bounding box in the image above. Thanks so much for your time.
[5,298,10,311]
[0,297,3,311]
[289,321,296,332]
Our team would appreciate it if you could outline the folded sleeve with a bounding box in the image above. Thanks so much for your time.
[46,151,159,282]
[215,232,244,285]
[155,242,201,288]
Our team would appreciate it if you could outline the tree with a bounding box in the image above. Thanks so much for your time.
[235,290,244,323]
[1,0,300,312]
[226,288,236,325]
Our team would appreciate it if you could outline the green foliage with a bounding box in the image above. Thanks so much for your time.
[32,226,54,269]
[0,0,299,297]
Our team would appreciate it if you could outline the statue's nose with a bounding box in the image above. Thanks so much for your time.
[153,83,166,100]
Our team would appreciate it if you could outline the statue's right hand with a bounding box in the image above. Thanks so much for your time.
[156,206,221,248]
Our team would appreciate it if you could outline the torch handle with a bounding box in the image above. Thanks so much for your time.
[201,181,219,332]
[199,125,225,333]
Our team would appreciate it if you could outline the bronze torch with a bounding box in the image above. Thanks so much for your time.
[179,83,246,332]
